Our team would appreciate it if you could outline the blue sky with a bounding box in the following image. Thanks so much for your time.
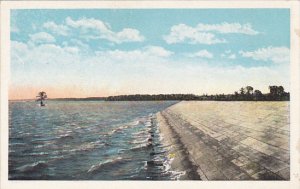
[10,9,290,99]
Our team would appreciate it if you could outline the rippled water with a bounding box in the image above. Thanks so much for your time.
[9,100,180,180]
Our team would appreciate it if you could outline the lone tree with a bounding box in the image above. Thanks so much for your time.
[36,91,47,106]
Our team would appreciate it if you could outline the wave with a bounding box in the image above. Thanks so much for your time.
[108,127,126,135]
[129,137,152,144]
[48,155,66,162]
[31,136,57,145]
[132,120,143,126]
[132,130,148,136]
[87,157,124,173]
[48,140,104,158]
[130,143,153,151]
[100,114,155,139]
[118,149,126,154]
[37,140,56,148]
[157,151,187,180]
[56,133,74,140]
[107,118,145,136]
[33,144,47,149]
[68,141,104,153]
[108,122,136,135]
[9,142,26,146]
[145,122,152,127]
[16,161,48,173]
[28,152,49,156]
[144,152,186,180]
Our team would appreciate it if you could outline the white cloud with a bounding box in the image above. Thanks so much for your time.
[115,28,145,43]
[188,50,213,59]
[66,17,108,31]
[164,24,226,45]
[11,40,171,68]
[94,46,173,63]
[11,41,29,55]
[10,41,85,93]
[95,49,143,62]
[228,54,236,59]
[62,39,90,53]
[11,41,30,65]
[65,17,144,43]
[29,32,56,44]
[221,50,236,59]
[145,46,173,57]
[63,46,80,54]
[164,22,259,44]
[11,41,81,67]
[197,22,259,35]
[43,21,69,36]
[11,39,289,98]
[239,46,290,64]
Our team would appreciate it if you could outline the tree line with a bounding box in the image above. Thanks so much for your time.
[49,97,106,101]
[105,94,199,101]
[105,85,289,101]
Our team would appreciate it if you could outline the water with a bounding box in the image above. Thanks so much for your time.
[9,100,180,180]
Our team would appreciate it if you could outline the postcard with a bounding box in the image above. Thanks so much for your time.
[1,1,300,189]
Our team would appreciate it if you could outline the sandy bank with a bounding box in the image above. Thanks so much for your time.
[157,101,290,180]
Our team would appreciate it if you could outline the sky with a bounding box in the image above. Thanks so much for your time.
[10,9,290,99]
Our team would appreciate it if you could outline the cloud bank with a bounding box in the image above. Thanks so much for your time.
[164,22,259,44]
[239,46,290,64]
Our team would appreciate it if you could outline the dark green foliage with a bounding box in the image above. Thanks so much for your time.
[104,85,289,101]
[47,85,289,101]
[268,86,288,100]
[106,94,199,101]
[49,97,106,101]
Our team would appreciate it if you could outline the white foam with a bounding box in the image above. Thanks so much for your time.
[17,161,48,172]
[87,157,123,173]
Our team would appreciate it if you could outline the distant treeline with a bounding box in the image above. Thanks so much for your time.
[105,85,290,101]
[106,94,199,101]
[47,85,289,101]
[49,97,106,101]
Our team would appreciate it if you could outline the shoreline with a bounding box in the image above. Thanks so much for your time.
[157,112,201,180]
[9,99,290,102]
[156,101,290,180]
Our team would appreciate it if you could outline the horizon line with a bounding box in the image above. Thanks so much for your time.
[8,90,290,101]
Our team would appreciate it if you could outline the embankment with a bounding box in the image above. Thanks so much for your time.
[157,101,290,180]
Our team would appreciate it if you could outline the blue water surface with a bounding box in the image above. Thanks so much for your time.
[9,100,179,180]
